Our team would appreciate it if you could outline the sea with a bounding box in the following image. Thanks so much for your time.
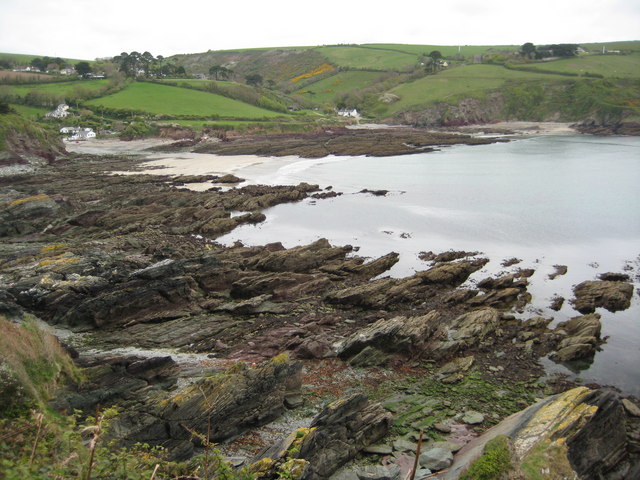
[215,134,640,396]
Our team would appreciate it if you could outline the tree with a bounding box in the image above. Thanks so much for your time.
[429,50,443,61]
[30,57,46,71]
[209,65,232,80]
[426,50,443,73]
[521,42,536,59]
[245,73,263,87]
[75,61,92,76]
[141,51,155,76]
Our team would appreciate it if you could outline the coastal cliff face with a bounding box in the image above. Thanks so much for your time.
[0,114,66,174]
[390,82,640,133]
[0,137,638,478]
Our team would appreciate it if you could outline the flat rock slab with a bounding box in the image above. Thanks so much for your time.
[462,411,485,425]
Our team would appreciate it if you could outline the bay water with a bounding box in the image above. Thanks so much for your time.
[219,135,640,395]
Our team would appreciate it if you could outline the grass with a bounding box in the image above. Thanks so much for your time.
[0,316,81,416]
[9,104,48,119]
[364,43,519,58]
[4,79,110,98]
[295,71,383,103]
[0,52,90,65]
[460,435,512,480]
[386,64,573,113]
[85,82,287,118]
[513,53,640,78]
[315,45,420,71]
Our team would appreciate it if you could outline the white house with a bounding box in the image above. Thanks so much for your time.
[338,108,359,118]
[45,104,70,119]
[62,127,96,141]
[60,126,80,134]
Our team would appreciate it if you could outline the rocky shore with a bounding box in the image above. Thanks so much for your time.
[178,127,506,158]
[1,139,639,479]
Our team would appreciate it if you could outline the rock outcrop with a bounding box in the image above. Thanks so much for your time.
[551,313,602,362]
[250,394,392,480]
[572,279,634,314]
[442,387,640,480]
[336,308,502,364]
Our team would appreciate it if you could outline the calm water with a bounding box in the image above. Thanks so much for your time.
[219,135,640,395]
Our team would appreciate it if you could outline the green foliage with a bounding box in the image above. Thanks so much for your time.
[0,406,258,480]
[0,316,82,418]
[503,82,546,120]
[75,61,92,76]
[0,101,14,114]
[257,96,288,113]
[460,435,512,480]
[245,73,263,87]
[119,119,160,140]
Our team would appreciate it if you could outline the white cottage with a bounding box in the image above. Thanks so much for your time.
[46,104,70,119]
[338,108,359,118]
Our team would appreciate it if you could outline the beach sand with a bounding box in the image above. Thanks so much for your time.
[462,121,577,135]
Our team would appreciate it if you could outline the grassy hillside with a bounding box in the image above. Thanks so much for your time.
[295,71,383,103]
[4,41,639,130]
[511,54,640,78]
[363,43,519,57]
[85,81,286,118]
[0,52,89,65]
[314,45,419,71]
[9,104,48,119]
[4,79,110,99]
[386,64,572,114]
[170,48,329,83]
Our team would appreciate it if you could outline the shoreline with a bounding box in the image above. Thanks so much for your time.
[66,122,580,178]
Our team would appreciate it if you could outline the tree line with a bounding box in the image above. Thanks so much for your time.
[520,43,580,59]
[112,51,185,78]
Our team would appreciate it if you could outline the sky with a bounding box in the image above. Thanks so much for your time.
[1,0,639,60]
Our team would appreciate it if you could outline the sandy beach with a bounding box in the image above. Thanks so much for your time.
[67,138,272,179]
[460,121,577,135]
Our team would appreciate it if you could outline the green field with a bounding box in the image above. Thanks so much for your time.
[85,82,286,118]
[581,41,640,53]
[6,79,110,98]
[364,43,519,58]
[386,64,572,113]
[513,54,640,78]
[295,71,383,103]
[0,52,90,65]
[315,46,420,71]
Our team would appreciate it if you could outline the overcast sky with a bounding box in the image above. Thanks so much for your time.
[1,0,638,60]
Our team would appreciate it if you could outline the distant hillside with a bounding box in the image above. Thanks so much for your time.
[2,41,639,133]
